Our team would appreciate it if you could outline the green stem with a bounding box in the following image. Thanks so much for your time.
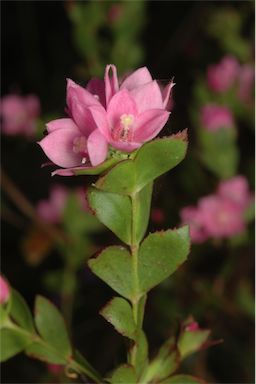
[129,192,146,371]
[4,320,102,383]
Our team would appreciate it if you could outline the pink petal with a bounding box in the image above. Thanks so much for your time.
[46,118,79,133]
[130,80,164,113]
[88,105,111,140]
[87,129,108,166]
[66,79,100,110]
[107,89,138,127]
[105,64,119,106]
[121,67,153,90]
[134,109,170,142]
[86,78,106,107]
[39,127,82,168]
[108,140,140,153]
[162,80,175,109]
[69,100,97,136]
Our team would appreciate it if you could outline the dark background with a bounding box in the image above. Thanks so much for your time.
[1,1,254,383]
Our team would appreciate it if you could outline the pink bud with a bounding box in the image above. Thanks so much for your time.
[200,104,234,132]
[217,176,252,210]
[0,275,10,304]
[207,55,240,93]
[185,321,200,332]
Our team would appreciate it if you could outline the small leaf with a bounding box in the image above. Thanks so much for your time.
[178,328,210,360]
[110,364,136,384]
[140,338,179,383]
[88,187,132,244]
[34,296,72,359]
[0,328,31,362]
[96,135,188,195]
[138,226,190,294]
[88,246,133,300]
[10,290,35,332]
[25,341,67,364]
[100,297,136,340]
[160,374,206,384]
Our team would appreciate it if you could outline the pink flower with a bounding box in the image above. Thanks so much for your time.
[0,275,10,304]
[207,55,240,93]
[180,206,208,243]
[200,104,234,132]
[237,64,254,103]
[217,176,252,210]
[39,65,173,175]
[89,65,172,152]
[198,195,245,238]
[39,79,108,169]
[0,94,40,137]
[37,185,88,224]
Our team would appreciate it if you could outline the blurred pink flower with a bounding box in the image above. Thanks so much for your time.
[39,65,173,175]
[151,208,165,224]
[0,275,10,304]
[198,195,245,238]
[47,364,63,375]
[0,94,40,137]
[200,104,234,132]
[107,4,123,24]
[207,55,240,93]
[180,206,208,243]
[37,185,87,224]
[237,64,254,103]
[217,176,252,210]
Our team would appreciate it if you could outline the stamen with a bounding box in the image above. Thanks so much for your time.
[73,136,87,154]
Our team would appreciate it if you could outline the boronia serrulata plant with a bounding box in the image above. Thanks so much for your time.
[1,65,214,384]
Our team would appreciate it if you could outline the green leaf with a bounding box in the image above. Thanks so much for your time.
[138,226,190,294]
[34,296,72,359]
[88,187,132,245]
[88,246,133,300]
[110,364,136,384]
[0,328,31,362]
[198,128,239,179]
[160,374,206,383]
[10,290,35,332]
[178,327,210,359]
[25,341,67,364]
[140,337,179,382]
[134,182,153,243]
[100,297,136,340]
[96,135,188,195]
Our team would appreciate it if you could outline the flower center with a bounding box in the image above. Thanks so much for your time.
[73,136,87,154]
[112,114,134,142]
